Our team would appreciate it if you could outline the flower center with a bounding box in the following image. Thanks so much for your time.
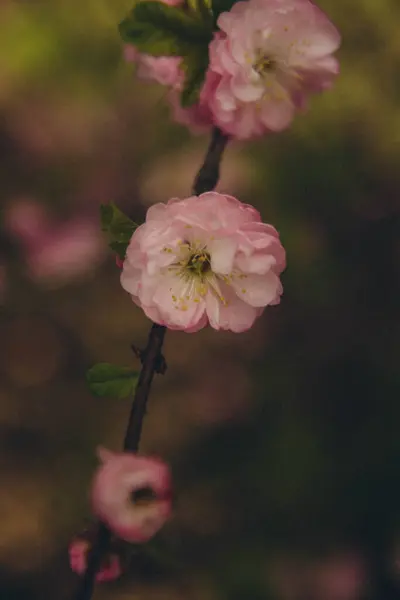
[253,54,276,76]
[186,251,211,276]
[162,240,228,308]
[131,487,157,507]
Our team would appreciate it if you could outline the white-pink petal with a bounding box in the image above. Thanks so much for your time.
[259,95,295,131]
[205,287,260,333]
[231,73,265,102]
[210,238,237,274]
[232,271,282,307]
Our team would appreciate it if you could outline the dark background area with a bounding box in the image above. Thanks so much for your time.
[0,0,399,598]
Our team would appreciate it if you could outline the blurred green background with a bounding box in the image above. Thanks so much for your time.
[0,0,400,598]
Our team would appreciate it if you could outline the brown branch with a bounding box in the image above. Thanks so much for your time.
[193,128,229,195]
[74,524,111,600]
[123,323,166,451]
[73,127,228,600]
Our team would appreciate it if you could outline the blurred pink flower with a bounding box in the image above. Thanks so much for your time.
[125,44,183,87]
[312,553,367,600]
[123,0,184,88]
[137,55,183,87]
[4,201,105,285]
[69,539,122,582]
[91,448,172,543]
[203,0,340,139]
[121,192,286,333]
[26,218,105,284]
[4,199,49,246]
[123,45,139,63]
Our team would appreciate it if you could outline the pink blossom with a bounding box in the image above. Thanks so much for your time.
[69,539,122,582]
[4,199,49,246]
[312,553,366,600]
[124,42,182,87]
[125,48,183,88]
[123,0,184,87]
[123,45,139,63]
[5,201,105,285]
[136,55,183,87]
[4,200,105,283]
[25,218,105,284]
[91,448,172,543]
[201,0,340,139]
[121,192,285,333]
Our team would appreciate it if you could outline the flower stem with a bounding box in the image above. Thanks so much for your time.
[74,524,111,600]
[193,128,229,195]
[73,127,228,600]
[123,323,166,451]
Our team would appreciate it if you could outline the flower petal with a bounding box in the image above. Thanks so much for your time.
[232,271,283,307]
[210,238,237,274]
[259,93,295,131]
[205,286,260,332]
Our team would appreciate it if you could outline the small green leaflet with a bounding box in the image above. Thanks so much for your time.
[100,203,137,241]
[119,1,212,57]
[187,0,213,25]
[180,47,209,107]
[100,203,137,260]
[86,363,139,398]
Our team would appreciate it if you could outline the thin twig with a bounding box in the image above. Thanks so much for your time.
[75,525,111,600]
[123,323,166,452]
[73,127,228,600]
[193,128,229,195]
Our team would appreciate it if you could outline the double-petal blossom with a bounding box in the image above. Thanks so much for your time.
[121,192,286,333]
[91,449,172,543]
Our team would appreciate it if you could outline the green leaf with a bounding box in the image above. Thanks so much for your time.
[86,363,139,398]
[180,47,209,107]
[100,203,137,259]
[100,203,137,242]
[118,1,212,56]
[187,0,213,24]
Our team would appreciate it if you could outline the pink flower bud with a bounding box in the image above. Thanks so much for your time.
[91,448,172,543]
[69,539,122,582]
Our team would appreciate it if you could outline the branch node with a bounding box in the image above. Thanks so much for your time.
[131,343,167,374]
